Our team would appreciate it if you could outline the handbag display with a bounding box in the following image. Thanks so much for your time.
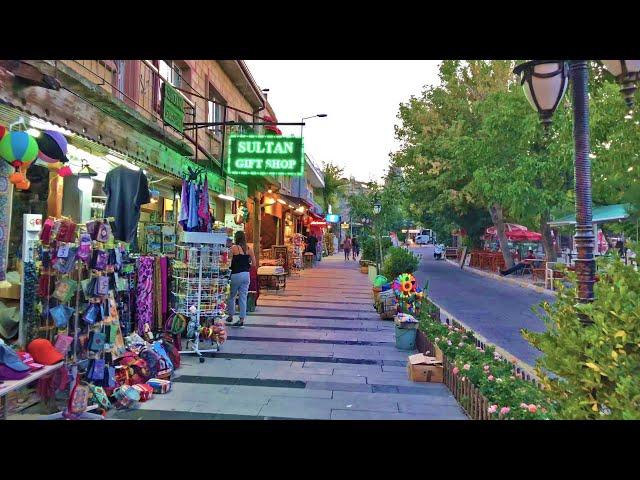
[50,304,75,328]
[83,303,101,325]
[53,279,78,303]
[88,331,106,352]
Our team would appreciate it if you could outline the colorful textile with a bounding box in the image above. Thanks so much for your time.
[178,180,188,229]
[136,256,154,336]
[187,182,199,230]
[0,162,12,281]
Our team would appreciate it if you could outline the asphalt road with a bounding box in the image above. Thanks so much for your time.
[412,245,550,366]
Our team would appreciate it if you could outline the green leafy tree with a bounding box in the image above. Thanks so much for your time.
[523,255,640,419]
[318,162,348,213]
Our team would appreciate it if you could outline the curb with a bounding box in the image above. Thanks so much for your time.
[444,259,557,297]
[427,298,540,383]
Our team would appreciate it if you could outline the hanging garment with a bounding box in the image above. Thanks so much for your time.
[187,181,199,231]
[178,180,189,230]
[197,178,211,232]
[104,166,151,243]
[136,256,154,336]
[160,256,168,322]
[0,162,13,282]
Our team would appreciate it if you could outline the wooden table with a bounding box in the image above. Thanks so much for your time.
[0,362,63,419]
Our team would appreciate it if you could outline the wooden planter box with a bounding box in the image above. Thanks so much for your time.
[416,329,490,420]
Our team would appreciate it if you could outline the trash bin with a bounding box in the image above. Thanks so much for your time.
[395,325,417,351]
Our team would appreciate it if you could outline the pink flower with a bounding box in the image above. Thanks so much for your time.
[528,404,537,413]
[488,375,495,381]
[461,376,467,382]
[452,367,459,375]
[483,365,490,371]
[500,407,510,415]
[447,340,452,346]
[520,403,528,409]
[463,364,470,370]
[487,405,498,414]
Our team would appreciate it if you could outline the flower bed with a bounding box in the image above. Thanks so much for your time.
[418,302,553,420]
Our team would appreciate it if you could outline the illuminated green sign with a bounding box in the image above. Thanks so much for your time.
[226,134,304,176]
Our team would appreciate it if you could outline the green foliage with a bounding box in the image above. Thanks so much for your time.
[419,306,552,419]
[361,237,377,262]
[319,162,348,213]
[382,247,420,280]
[523,255,640,419]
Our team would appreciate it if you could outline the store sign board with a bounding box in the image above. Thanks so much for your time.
[234,182,248,202]
[226,134,304,177]
[325,214,340,223]
[225,177,235,198]
[162,82,185,133]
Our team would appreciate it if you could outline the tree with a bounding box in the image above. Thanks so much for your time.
[318,162,348,213]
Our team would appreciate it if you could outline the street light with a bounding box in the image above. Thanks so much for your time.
[77,160,97,195]
[513,59,639,306]
[373,199,383,274]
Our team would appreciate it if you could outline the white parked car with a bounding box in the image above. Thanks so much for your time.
[415,229,434,245]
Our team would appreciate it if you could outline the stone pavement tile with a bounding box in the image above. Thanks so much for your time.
[259,397,332,420]
[381,365,411,373]
[190,398,267,416]
[331,365,385,376]
[137,398,200,413]
[177,363,262,379]
[332,389,456,405]
[397,402,468,419]
[305,381,373,393]
[256,370,367,384]
[227,384,333,399]
[266,394,399,413]
[330,409,465,420]
[366,375,431,388]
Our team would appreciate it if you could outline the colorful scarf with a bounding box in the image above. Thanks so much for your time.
[136,256,154,336]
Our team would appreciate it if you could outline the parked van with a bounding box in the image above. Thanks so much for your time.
[415,229,434,245]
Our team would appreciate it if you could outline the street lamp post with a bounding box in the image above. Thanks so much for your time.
[514,60,640,305]
[373,199,382,274]
[298,113,327,216]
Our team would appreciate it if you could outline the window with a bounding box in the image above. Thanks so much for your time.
[207,83,226,136]
[159,60,182,88]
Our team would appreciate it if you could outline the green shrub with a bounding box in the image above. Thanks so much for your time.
[419,304,552,420]
[361,237,377,262]
[523,254,640,419]
[382,246,420,280]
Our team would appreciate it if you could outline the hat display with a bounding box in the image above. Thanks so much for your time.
[0,342,30,372]
[0,364,29,381]
[27,338,64,365]
[0,303,19,340]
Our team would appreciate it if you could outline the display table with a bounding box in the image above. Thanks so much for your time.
[258,273,286,293]
[0,362,63,419]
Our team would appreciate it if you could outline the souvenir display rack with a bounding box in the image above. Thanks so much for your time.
[172,231,230,362]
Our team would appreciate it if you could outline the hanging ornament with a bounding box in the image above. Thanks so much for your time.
[36,130,69,164]
[0,131,39,185]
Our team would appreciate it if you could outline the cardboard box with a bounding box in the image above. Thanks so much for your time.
[407,353,443,383]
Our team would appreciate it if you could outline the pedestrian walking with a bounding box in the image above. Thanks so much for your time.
[226,231,256,328]
[352,237,359,260]
[343,235,352,261]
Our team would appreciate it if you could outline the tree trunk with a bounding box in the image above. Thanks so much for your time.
[540,211,557,262]
[488,203,514,268]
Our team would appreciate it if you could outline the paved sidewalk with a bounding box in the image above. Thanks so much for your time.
[112,253,466,420]
[414,246,549,366]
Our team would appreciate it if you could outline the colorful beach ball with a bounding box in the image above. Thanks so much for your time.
[0,131,39,170]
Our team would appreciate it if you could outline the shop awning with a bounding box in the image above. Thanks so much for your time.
[279,193,307,212]
[548,204,632,227]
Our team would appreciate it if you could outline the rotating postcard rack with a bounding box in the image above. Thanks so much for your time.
[172,231,230,362]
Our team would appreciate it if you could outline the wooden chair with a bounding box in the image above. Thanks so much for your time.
[532,261,547,284]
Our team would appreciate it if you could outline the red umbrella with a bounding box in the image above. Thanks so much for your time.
[485,224,542,242]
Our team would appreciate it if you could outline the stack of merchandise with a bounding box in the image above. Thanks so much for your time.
[30,216,180,416]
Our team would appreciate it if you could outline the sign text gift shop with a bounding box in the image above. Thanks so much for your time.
[226,135,304,176]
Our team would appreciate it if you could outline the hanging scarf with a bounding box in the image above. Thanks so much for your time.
[197,178,211,232]
[0,162,13,282]
[178,180,189,230]
[135,256,154,336]
[187,182,199,231]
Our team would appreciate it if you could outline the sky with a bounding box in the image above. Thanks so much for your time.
[245,61,441,182]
